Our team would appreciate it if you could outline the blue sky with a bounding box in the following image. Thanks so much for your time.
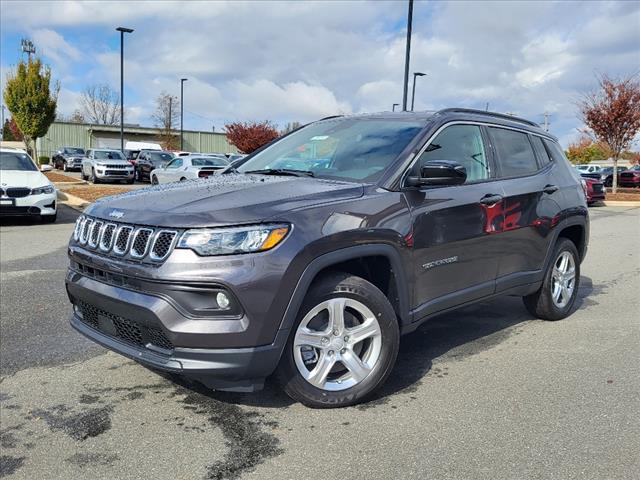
[1,0,639,147]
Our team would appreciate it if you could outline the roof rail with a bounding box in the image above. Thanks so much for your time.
[437,108,540,128]
[318,115,344,121]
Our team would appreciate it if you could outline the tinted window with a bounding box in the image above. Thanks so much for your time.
[148,152,174,164]
[191,157,228,167]
[529,136,551,165]
[167,158,183,169]
[0,152,38,171]
[94,150,124,160]
[63,147,85,155]
[490,128,538,177]
[543,139,570,165]
[237,118,424,183]
[417,125,489,182]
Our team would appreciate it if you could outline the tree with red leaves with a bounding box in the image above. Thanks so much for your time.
[224,121,279,154]
[580,74,640,192]
[2,117,24,141]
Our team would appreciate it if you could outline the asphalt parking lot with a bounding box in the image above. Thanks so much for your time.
[1,205,639,480]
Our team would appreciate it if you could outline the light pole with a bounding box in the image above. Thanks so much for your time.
[116,27,134,153]
[392,103,400,112]
[410,72,426,111]
[401,0,414,111]
[180,78,188,150]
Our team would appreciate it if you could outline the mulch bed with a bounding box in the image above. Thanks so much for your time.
[64,186,131,203]
[607,192,640,202]
[45,171,81,183]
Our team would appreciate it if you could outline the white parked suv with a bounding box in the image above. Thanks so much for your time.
[81,149,134,184]
[0,148,57,222]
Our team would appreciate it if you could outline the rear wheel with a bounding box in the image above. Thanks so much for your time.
[277,273,399,408]
[523,238,580,320]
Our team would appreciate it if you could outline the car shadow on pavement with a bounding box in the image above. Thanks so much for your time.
[154,277,596,410]
[0,205,79,226]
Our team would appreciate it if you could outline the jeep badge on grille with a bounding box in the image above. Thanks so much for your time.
[109,210,125,219]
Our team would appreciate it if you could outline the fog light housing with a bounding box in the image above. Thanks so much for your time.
[73,304,84,319]
[216,292,230,310]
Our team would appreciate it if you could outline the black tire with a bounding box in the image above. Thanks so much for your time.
[151,175,159,185]
[277,273,399,408]
[126,178,134,184]
[91,168,100,184]
[41,213,57,223]
[135,169,141,182]
[179,177,187,181]
[523,238,580,321]
[63,162,68,172]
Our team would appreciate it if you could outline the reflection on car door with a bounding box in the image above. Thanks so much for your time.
[162,158,183,183]
[487,127,561,292]
[405,124,502,319]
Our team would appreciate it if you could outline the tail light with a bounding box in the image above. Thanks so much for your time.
[580,179,588,199]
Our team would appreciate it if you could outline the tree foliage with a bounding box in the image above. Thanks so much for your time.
[580,74,640,191]
[80,84,121,125]
[224,121,279,154]
[152,91,179,150]
[565,137,611,165]
[2,118,24,141]
[3,58,58,159]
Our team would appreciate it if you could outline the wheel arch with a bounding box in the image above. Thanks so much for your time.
[279,244,411,334]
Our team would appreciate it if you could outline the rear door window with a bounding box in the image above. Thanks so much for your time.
[489,127,539,177]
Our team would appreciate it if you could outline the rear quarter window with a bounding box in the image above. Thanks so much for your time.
[489,127,538,177]
[529,135,552,166]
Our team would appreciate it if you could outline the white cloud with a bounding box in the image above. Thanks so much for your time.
[1,0,639,147]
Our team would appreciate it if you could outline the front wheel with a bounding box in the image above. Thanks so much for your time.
[63,162,68,172]
[91,168,100,184]
[151,175,159,185]
[277,273,399,408]
[523,238,580,320]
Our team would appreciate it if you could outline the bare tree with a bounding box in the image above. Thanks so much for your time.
[580,74,640,192]
[152,91,180,150]
[80,84,121,125]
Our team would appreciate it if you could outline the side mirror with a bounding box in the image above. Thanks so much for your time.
[406,160,467,187]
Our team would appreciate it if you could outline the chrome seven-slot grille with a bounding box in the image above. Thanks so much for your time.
[74,215,178,262]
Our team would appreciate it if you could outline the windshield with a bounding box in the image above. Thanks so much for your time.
[148,152,174,164]
[0,152,38,171]
[63,147,85,155]
[95,150,125,160]
[236,118,424,182]
[191,157,228,167]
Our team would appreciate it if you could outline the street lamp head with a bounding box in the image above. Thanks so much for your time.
[414,72,427,77]
[181,78,188,83]
[116,27,134,33]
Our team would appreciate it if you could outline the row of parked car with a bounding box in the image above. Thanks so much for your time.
[52,146,246,185]
[575,164,640,188]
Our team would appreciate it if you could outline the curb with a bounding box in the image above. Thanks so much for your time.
[602,201,640,207]
[57,190,90,213]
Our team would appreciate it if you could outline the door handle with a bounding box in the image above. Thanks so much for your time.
[543,184,559,194]
[480,194,503,206]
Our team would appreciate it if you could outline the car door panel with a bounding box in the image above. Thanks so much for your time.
[405,123,501,319]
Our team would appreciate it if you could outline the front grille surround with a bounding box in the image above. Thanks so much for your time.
[73,215,179,263]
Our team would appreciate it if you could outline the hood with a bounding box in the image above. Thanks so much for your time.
[0,170,52,189]
[85,173,364,227]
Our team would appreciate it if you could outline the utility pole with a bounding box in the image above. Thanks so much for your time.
[392,103,399,112]
[21,39,36,62]
[401,0,414,111]
[180,78,188,150]
[116,27,134,153]
[543,112,550,132]
[168,97,172,132]
[1,105,5,141]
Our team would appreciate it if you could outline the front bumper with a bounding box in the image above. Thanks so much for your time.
[95,170,134,180]
[0,192,57,216]
[66,270,290,391]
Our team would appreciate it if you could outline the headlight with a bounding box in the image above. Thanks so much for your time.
[177,224,290,256]
[31,185,55,195]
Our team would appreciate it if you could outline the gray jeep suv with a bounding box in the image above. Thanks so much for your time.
[66,109,589,408]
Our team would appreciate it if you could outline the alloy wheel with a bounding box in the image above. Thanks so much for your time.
[293,297,382,391]
[551,251,576,308]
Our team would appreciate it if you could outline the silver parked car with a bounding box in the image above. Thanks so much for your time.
[150,154,229,184]
[81,149,134,184]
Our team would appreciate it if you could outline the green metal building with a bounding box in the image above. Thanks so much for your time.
[36,121,238,158]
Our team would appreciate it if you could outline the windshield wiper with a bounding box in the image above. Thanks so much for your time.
[244,168,315,177]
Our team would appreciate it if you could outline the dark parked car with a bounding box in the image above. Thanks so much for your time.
[52,147,86,171]
[619,165,640,187]
[597,166,628,187]
[67,109,589,408]
[135,150,175,182]
[584,177,605,204]
[124,149,141,166]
